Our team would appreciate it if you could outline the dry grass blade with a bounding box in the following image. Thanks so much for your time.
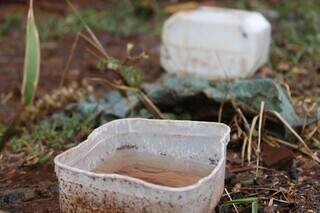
[80,33,107,58]
[218,102,224,123]
[88,77,139,92]
[65,0,108,58]
[224,188,240,213]
[60,29,82,88]
[256,101,264,178]
[270,110,320,163]
[21,0,40,106]
[136,90,165,119]
[248,116,259,164]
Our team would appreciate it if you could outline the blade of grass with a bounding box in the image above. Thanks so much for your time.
[21,0,40,106]
[252,201,258,213]
[65,0,108,58]
[224,197,259,213]
[225,197,258,205]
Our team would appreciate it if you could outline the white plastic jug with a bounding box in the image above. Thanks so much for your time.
[161,7,271,80]
[54,118,230,212]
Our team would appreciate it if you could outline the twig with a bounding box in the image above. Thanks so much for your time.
[256,101,264,178]
[230,165,277,173]
[224,188,240,213]
[270,110,320,163]
[136,90,165,119]
[85,47,101,60]
[248,116,258,164]
[60,29,81,88]
[265,135,298,149]
[80,33,107,58]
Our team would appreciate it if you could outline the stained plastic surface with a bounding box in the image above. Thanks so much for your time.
[161,7,271,80]
[54,118,230,212]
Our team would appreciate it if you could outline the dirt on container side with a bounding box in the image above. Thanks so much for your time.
[54,118,230,213]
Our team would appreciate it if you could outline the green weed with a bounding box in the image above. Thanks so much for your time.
[39,3,163,40]
[22,0,41,106]
[272,1,320,67]
[10,114,94,165]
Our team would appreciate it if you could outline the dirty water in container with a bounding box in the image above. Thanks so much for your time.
[92,150,213,187]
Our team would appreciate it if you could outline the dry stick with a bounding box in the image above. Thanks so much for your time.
[248,116,259,164]
[218,102,224,123]
[264,137,280,148]
[136,90,165,119]
[224,188,240,213]
[270,110,320,163]
[87,78,165,119]
[85,47,102,60]
[79,33,107,58]
[60,29,82,88]
[255,101,264,178]
[88,77,138,92]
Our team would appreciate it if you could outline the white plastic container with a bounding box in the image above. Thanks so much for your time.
[161,7,271,80]
[54,118,230,212]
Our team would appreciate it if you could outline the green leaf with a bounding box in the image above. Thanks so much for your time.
[252,201,258,213]
[21,0,40,106]
[225,197,258,205]
[96,57,122,72]
[120,66,144,87]
[106,57,121,70]
[224,197,259,213]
